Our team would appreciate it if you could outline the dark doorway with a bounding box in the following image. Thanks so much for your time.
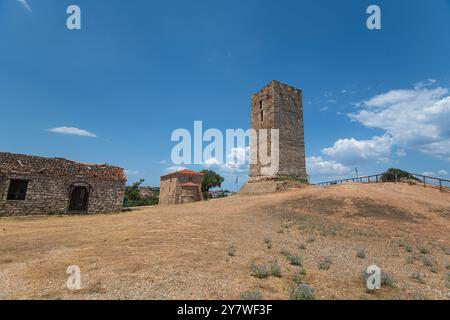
[69,186,89,212]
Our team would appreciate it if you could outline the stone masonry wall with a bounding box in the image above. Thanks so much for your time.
[0,172,125,216]
[159,174,203,205]
[159,177,178,205]
[249,81,307,181]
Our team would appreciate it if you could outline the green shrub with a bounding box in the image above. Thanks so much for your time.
[228,245,236,257]
[361,270,396,288]
[381,272,396,288]
[411,272,426,284]
[406,255,416,264]
[418,246,430,254]
[420,255,434,268]
[281,250,302,266]
[293,272,303,284]
[264,238,272,249]
[318,256,332,270]
[240,291,262,300]
[381,168,418,182]
[289,284,315,300]
[356,249,366,259]
[270,260,282,278]
[250,262,269,279]
[298,243,306,250]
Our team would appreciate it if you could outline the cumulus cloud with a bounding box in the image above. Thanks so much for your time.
[124,170,140,176]
[306,156,351,175]
[438,170,448,176]
[322,134,393,166]
[16,0,32,12]
[48,126,97,138]
[204,147,249,174]
[348,83,450,160]
[164,166,187,173]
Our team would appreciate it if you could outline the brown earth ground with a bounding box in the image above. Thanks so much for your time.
[0,183,449,300]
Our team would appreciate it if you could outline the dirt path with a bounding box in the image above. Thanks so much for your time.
[0,183,449,300]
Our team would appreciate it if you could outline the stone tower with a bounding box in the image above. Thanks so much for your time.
[249,80,307,181]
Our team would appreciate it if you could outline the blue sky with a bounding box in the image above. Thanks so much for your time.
[1,0,450,190]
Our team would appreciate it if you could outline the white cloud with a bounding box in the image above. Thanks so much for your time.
[204,157,221,167]
[165,166,187,173]
[16,0,32,12]
[322,134,393,166]
[422,170,448,177]
[348,84,450,160]
[204,147,249,174]
[306,156,351,175]
[438,170,448,176]
[49,126,97,138]
[124,170,140,176]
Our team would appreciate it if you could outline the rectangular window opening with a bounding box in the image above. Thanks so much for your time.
[7,179,29,201]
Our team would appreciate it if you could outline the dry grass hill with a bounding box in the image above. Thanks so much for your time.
[0,183,449,300]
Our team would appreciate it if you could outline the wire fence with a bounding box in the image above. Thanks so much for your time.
[314,172,450,192]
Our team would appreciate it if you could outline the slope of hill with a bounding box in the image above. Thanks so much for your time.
[0,183,449,300]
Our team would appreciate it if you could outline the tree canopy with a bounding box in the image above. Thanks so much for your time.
[200,170,224,198]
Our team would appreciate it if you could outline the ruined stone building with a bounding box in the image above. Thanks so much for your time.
[0,152,126,216]
[159,169,204,205]
[249,80,307,181]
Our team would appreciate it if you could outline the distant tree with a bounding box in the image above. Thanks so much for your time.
[125,179,145,202]
[381,168,418,182]
[124,179,159,207]
[201,170,224,199]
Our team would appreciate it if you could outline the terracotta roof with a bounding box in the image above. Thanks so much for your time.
[0,152,126,181]
[161,169,204,178]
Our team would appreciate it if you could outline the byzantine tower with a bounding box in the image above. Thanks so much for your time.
[249,80,307,181]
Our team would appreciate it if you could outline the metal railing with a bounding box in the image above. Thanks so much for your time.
[314,172,450,192]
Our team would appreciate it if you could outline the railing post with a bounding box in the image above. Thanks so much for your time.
[439,179,442,191]
[395,173,398,183]
[423,176,426,188]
